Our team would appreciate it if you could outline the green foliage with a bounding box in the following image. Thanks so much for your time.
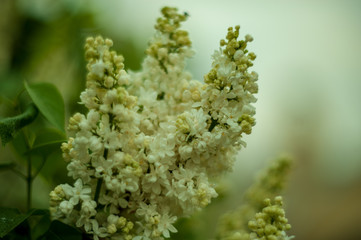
[27,128,66,158]
[0,2,102,239]
[24,82,65,133]
[0,208,82,240]
[0,103,38,146]
[0,207,37,238]
[41,220,82,240]
[27,128,68,184]
[31,211,51,240]
[172,217,200,240]
[2,220,31,240]
[0,81,67,181]
[10,129,32,157]
[0,162,16,171]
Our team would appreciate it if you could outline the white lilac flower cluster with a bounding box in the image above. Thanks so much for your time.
[49,7,258,240]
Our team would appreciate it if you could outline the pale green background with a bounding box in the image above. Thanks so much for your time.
[1,0,361,239]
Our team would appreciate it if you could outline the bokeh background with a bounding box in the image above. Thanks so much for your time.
[1,0,361,239]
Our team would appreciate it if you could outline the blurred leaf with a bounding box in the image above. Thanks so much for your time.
[41,220,82,240]
[0,162,16,171]
[27,128,66,158]
[30,209,49,216]
[0,208,36,238]
[0,103,38,146]
[24,82,65,132]
[0,95,15,107]
[0,209,50,240]
[33,128,66,146]
[40,149,69,186]
[10,130,29,157]
[25,128,66,180]
[2,219,30,240]
[27,129,37,148]
[173,217,199,240]
[31,210,51,240]
[0,73,24,100]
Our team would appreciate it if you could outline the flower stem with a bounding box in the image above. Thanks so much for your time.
[26,154,32,211]
[94,148,108,202]
[94,178,103,202]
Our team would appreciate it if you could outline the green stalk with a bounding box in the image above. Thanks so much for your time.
[94,148,108,202]
[26,154,32,211]
[94,178,103,202]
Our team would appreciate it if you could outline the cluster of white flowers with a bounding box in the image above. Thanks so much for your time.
[50,7,258,240]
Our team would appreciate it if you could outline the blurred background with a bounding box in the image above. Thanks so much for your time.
[0,0,361,239]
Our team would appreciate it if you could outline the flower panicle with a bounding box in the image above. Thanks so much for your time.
[248,196,294,240]
[147,6,191,60]
[50,6,261,240]
[216,157,294,240]
[81,36,136,112]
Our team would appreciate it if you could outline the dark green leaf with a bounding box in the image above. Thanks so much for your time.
[0,162,16,171]
[33,128,66,147]
[1,219,30,240]
[24,82,65,132]
[0,103,38,146]
[25,129,66,181]
[31,209,50,216]
[0,208,36,237]
[31,210,51,240]
[42,220,82,240]
[10,130,29,157]
[27,128,66,158]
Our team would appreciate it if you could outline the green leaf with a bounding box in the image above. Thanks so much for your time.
[27,128,66,158]
[0,162,16,171]
[2,219,30,240]
[0,103,38,146]
[24,82,65,132]
[10,130,30,157]
[30,209,50,216]
[0,208,36,237]
[31,210,51,240]
[42,221,82,240]
[33,128,66,146]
